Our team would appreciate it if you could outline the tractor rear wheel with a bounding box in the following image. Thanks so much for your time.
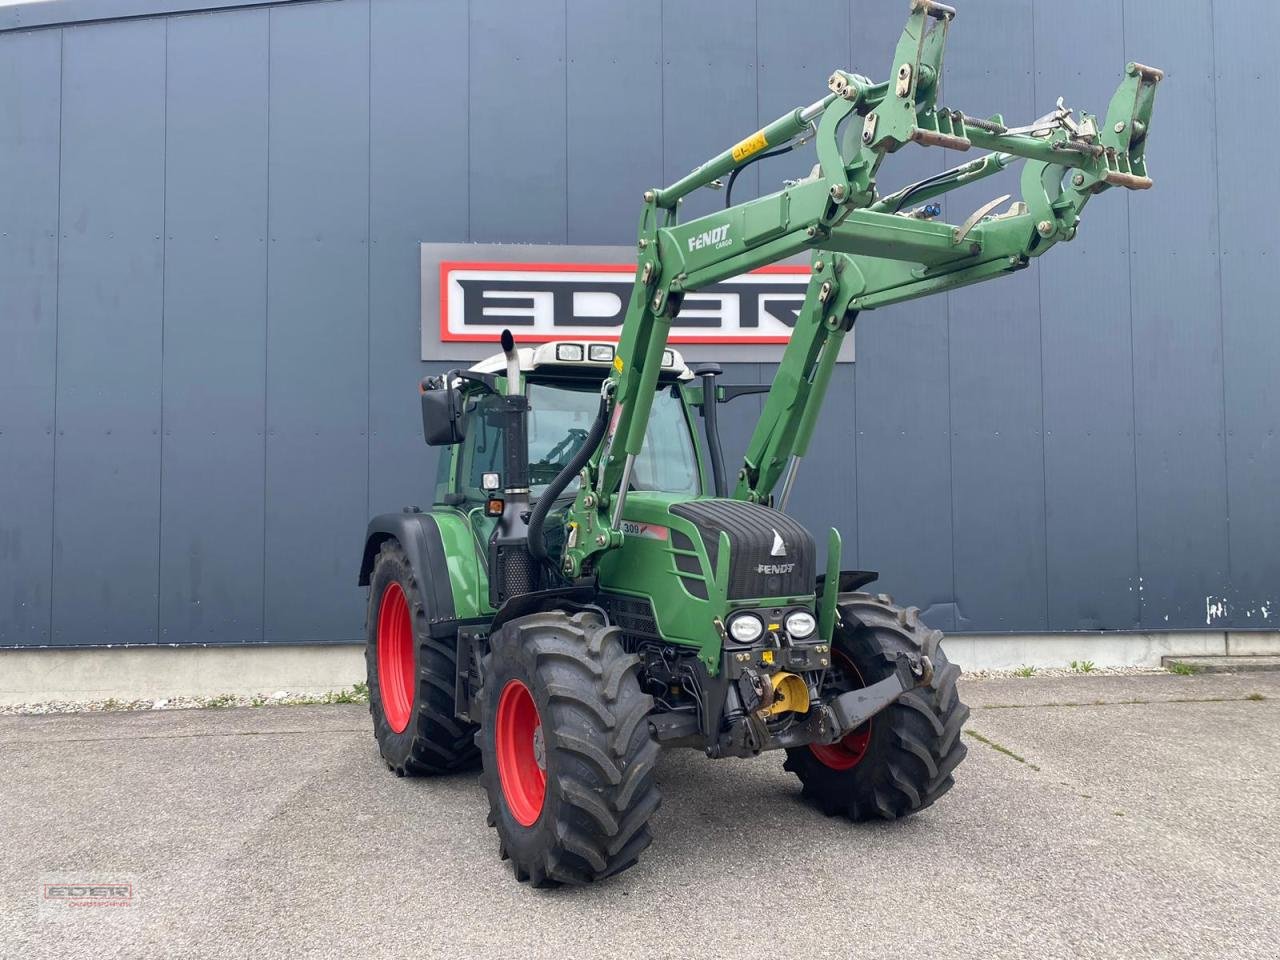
[476,609,661,887]
[365,540,479,776]
[783,593,968,820]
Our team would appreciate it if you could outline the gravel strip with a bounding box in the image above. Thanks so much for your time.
[0,686,369,716]
[962,665,1168,680]
[0,666,1171,716]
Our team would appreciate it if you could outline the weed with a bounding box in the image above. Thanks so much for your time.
[1070,660,1097,674]
[1167,661,1198,676]
[101,697,125,711]
[964,729,1041,771]
[320,685,369,705]
[204,694,239,708]
[282,685,371,706]
[1013,665,1036,677]
[1245,692,1266,701]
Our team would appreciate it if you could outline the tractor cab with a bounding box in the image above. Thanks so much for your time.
[448,340,705,511]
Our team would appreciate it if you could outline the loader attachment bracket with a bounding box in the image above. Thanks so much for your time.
[819,653,933,743]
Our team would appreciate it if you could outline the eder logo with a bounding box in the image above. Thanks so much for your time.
[434,257,809,346]
[41,881,135,910]
[687,224,731,253]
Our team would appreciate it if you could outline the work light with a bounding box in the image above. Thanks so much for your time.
[727,613,764,644]
[588,344,615,363]
[785,610,817,639]
[555,343,585,362]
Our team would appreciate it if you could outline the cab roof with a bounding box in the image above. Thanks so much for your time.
[469,340,694,381]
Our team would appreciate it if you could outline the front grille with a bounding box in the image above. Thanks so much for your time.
[670,499,815,600]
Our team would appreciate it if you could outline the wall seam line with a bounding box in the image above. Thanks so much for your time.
[261,6,272,642]
[568,0,573,244]
[49,27,66,645]
[1207,0,1233,618]
[365,0,372,532]
[1120,0,1143,630]
[752,0,759,198]
[156,17,170,644]
[1031,2,1050,632]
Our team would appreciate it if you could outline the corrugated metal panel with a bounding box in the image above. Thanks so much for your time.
[52,20,166,645]
[1035,0,1141,630]
[1212,0,1280,629]
[565,0,660,245]
[1124,0,1230,630]
[0,0,1270,647]
[158,8,269,644]
[855,309,956,631]
[0,29,60,645]
[942,0,1047,632]
[0,0,314,34]
[368,0,468,518]
[847,0,954,629]
[263,0,370,642]
[785,361,857,574]
[753,0,847,217]
[468,0,567,243]
[660,0,757,224]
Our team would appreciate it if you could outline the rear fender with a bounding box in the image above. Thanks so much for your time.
[360,511,491,631]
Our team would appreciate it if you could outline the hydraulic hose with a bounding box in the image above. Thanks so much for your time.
[527,391,611,563]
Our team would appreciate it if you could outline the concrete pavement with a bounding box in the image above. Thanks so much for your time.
[2,672,1277,959]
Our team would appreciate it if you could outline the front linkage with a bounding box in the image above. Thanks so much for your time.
[558,0,1160,580]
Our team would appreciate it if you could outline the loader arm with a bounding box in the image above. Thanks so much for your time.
[554,0,1160,578]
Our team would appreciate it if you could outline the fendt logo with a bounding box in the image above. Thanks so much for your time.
[437,260,808,345]
[756,562,796,575]
[687,224,731,252]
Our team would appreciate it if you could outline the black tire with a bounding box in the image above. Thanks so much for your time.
[365,540,479,776]
[476,609,661,887]
[783,593,968,820]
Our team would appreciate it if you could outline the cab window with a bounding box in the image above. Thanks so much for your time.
[457,382,701,502]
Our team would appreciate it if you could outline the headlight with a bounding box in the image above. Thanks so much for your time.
[727,613,764,644]
[785,610,817,638]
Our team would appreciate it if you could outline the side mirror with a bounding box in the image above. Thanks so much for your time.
[421,384,466,446]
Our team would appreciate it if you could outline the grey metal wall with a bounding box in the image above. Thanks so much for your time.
[1,0,1276,647]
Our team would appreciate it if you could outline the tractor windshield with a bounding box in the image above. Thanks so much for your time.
[457,381,700,502]
[526,382,700,498]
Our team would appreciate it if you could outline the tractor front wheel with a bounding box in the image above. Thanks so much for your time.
[476,609,661,886]
[784,593,969,820]
[365,540,479,776]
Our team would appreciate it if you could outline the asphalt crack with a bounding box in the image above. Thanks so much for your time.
[964,728,1042,771]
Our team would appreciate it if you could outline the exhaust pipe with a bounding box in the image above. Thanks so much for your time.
[501,328,521,397]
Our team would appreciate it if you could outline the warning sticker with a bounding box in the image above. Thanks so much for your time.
[731,130,769,163]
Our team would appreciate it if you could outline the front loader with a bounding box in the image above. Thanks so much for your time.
[359,0,1161,886]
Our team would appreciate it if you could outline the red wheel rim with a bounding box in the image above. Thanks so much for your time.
[376,581,414,734]
[810,650,872,771]
[495,680,546,827]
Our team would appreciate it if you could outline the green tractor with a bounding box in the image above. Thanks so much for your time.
[358,1,1160,886]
